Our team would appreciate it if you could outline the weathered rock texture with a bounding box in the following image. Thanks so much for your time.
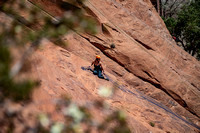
[12,0,200,132]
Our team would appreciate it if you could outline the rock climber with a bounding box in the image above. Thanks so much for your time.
[172,34,176,40]
[90,55,105,79]
[172,36,177,41]
[172,35,180,42]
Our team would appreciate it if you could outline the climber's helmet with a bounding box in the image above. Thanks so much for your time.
[96,55,101,61]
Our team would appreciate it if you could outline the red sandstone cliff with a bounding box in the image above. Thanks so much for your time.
[3,0,200,132]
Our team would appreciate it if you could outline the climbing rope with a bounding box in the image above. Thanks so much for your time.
[82,66,200,130]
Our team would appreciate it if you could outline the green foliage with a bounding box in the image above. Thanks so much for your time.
[98,110,131,133]
[0,0,97,46]
[149,121,155,127]
[0,44,37,101]
[163,17,177,34]
[163,0,200,60]
[37,98,131,133]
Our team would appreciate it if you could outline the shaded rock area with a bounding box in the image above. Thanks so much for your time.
[2,0,200,132]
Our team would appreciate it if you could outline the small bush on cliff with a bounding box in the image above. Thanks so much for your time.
[110,43,116,49]
[149,121,155,127]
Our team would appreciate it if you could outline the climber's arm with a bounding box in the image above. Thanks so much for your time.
[100,63,104,73]
[91,61,94,66]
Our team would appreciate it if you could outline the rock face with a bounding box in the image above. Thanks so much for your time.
[26,0,200,132]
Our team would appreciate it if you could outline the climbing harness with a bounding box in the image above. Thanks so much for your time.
[81,66,109,80]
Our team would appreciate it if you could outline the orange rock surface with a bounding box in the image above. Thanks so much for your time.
[4,0,200,132]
